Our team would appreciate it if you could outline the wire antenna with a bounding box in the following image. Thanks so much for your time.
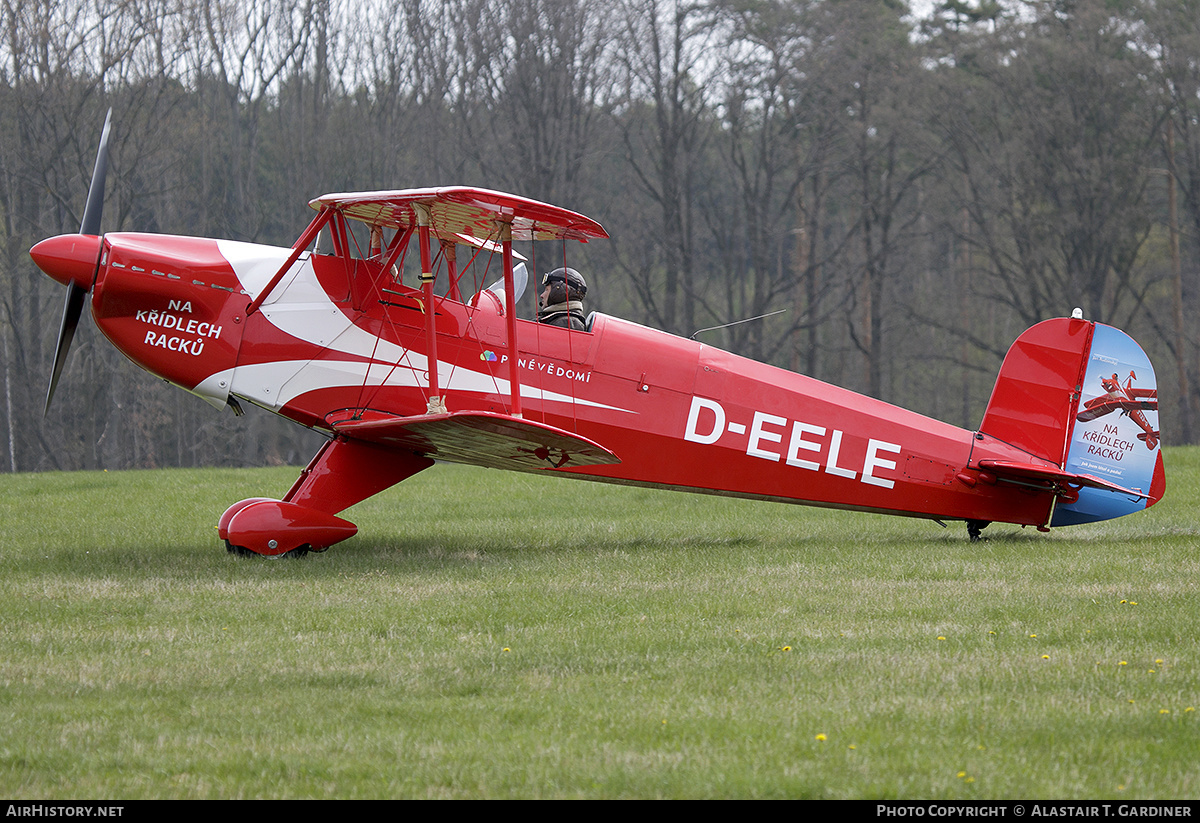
[690,309,787,340]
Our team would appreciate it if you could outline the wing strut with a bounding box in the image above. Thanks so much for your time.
[442,240,461,302]
[415,203,447,414]
[246,208,333,317]
[500,220,522,417]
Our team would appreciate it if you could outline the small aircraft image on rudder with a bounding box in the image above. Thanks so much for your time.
[30,113,1166,556]
[1075,371,1160,450]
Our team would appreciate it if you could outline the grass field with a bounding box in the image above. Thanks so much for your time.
[1,449,1198,799]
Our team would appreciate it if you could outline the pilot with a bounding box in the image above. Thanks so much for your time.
[537,267,588,330]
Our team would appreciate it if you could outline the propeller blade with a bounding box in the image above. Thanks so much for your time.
[80,108,112,236]
[45,282,88,415]
[43,108,112,414]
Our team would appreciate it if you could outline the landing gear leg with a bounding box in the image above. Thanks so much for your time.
[967,520,990,542]
[218,440,435,559]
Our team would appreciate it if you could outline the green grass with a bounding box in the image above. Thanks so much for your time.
[1,449,1198,798]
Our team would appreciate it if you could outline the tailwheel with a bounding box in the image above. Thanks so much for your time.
[966,519,990,542]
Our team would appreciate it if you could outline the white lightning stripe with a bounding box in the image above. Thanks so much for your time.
[215,240,631,414]
[233,359,628,411]
[218,240,423,368]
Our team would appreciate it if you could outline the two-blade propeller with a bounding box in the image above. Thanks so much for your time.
[38,109,112,415]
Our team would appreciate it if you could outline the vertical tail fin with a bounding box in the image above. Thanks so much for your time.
[979,316,1165,526]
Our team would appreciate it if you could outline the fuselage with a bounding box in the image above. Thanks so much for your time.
[88,232,1058,528]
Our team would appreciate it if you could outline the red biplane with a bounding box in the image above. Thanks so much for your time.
[1076,372,1159,450]
[30,114,1166,555]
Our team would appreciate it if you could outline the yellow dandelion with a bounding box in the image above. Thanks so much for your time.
[1156,659,1164,665]
[957,771,967,779]
[815,733,827,742]
[1120,599,1128,604]
[1119,661,1128,666]
[1149,669,1156,673]
[1042,655,1050,660]
[965,777,975,784]
[1029,633,1037,638]
[502,647,511,652]
[1130,601,1137,605]
[1160,709,1170,715]
[781,646,791,652]
[937,636,946,641]
[848,744,856,750]
[1185,707,1195,713]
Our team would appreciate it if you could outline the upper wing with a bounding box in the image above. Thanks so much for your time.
[1124,387,1157,406]
[1077,394,1157,422]
[326,409,620,471]
[309,187,608,245]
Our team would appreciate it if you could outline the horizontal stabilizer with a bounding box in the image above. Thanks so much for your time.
[976,459,1150,500]
[327,409,620,471]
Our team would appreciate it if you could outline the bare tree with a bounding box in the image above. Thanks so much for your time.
[435,0,613,210]
[822,0,935,400]
[1143,0,1200,443]
[938,2,1161,328]
[609,0,718,335]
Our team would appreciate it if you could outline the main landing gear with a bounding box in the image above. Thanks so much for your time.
[225,540,312,560]
[216,437,436,559]
[217,498,358,559]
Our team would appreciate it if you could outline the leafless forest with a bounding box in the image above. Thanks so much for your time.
[2,0,1198,472]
